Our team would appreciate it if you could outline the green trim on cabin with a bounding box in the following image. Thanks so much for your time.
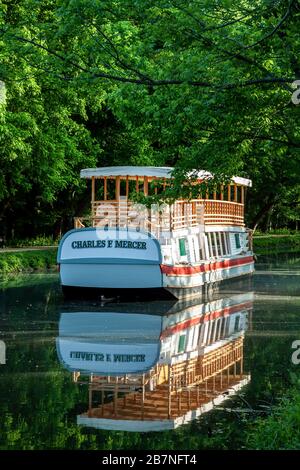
[177,334,186,353]
[234,233,241,249]
[179,238,187,257]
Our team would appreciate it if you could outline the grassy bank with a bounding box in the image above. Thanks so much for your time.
[0,248,57,276]
[245,388,300,449]
[253,233,300,255]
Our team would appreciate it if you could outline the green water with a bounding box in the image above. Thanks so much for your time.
[0,254,300,450]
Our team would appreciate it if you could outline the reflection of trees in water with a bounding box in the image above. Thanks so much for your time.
[0,339,89,450]
[0,275,60,329]
[258,252,300,267]
[0,272,300,449]
[0,335,300,450]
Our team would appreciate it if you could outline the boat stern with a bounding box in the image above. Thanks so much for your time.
[57,227,163,290]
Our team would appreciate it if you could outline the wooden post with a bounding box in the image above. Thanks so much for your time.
[126,175,129,198]
[104,177,107,200]
[144,176,148,196]
[136,176,139,193]
[115,176,120,201]
[115,176,120,226]
[234,185,238,202]
[241,186,244,205]
[227,184,231,201]
[91,176,95,203]
[220,185,224,200]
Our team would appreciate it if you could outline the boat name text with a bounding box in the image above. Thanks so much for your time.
[71,240,147,250]
[70,351,146,362]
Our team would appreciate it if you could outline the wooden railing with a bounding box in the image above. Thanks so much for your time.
[170,336,244,392]
[82,337,245,421]
[203,200,244,226]
[74,198,245,231]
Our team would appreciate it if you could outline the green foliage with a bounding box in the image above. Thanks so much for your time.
[253,233,300,255]
[5,235,59,248]
[254,228,298,236]
[0,0,299,234]
[0,249,57,276]
[246,389,300,449]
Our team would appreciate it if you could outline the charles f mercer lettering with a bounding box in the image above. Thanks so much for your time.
[71,239,147,249]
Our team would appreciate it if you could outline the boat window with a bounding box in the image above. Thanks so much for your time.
[179,238,186,257]
[177,334,186,353]
[209,321,216,344]
[221,232,230,255]
[215,233,222,256]
[215,318,222,340]
[191,236,200,262]
[220,318,225,339]
[191,325,200,349]
[224,316,230,336]
[208,233,217,257]
[197,324,204,346]
[207,233,213,258]
[198,233,206,260]
[234,233,241,249]
[234,315,240,332]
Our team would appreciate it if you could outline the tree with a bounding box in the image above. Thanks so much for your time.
[0,0,299,234]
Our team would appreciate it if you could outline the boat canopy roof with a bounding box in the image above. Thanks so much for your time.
[80,166,252,187]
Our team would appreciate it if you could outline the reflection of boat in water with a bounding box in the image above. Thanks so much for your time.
[57,293,252,431]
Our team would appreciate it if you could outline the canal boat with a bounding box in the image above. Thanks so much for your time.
[57,167,254,298]
[56,293,252,431]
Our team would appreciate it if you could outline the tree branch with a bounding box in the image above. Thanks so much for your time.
[244,0,296,49]
[1,29,296,89]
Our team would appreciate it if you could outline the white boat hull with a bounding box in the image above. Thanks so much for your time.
[57,227,254,298]
[60,263,162,289]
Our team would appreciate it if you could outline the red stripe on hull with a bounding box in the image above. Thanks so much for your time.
[160,301,252,339]
[161,255,254,276]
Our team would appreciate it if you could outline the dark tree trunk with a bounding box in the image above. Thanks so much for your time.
[252,197,277,232]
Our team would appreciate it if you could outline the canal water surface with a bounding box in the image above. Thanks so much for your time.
[0,253,300,450]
